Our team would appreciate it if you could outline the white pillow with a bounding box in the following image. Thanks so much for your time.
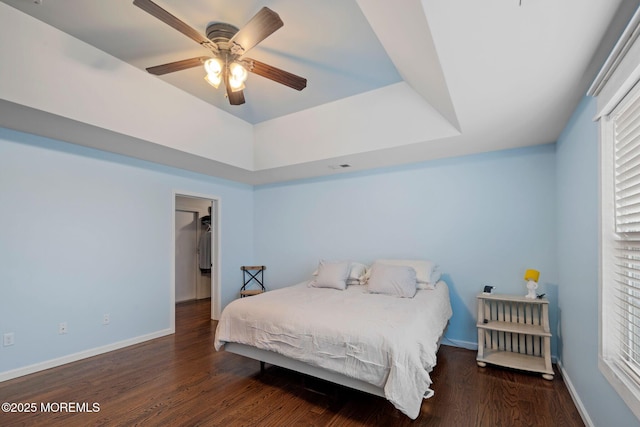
[375,259,439,285]
[348,262,368,283]
[367,263,417,298]
[309,260,351,290]
[417,270,441,290]
[312,261,368,283]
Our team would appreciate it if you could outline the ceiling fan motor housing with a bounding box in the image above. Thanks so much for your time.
[206,22,239,48]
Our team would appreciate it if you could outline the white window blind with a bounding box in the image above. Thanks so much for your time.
[613,83,640,383]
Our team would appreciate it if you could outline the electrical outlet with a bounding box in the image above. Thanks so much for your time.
[103,314,110,325]
[58,322,67,335]
[3,333,15,346]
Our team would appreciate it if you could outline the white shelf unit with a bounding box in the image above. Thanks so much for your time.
[476,293,553,380]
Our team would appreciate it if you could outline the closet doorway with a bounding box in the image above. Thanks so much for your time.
[175,209,199,302]
[173,192,220,326]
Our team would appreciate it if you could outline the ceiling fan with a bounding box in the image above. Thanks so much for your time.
[133,0,307,105]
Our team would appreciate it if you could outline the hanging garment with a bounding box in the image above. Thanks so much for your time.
[198,230,212,272]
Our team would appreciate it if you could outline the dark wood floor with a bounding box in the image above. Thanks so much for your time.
[0,299,584,427]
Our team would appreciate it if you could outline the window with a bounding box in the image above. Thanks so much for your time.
[594,8,640,418]
[601,80,640,420]
[611,82,640,373]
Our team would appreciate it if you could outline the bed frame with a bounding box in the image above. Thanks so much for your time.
[224,342,386,398]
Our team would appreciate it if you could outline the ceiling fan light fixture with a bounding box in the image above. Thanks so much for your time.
[228,75,246,92]
[228,61,248,92]
[204,57,223,77]
[229,62,248,83]
[204,73,221,88]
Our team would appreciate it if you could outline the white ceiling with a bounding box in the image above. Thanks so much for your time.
[1,0,404,124]
[0,0,637,185]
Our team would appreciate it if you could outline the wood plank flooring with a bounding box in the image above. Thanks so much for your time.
[0,299,584,426]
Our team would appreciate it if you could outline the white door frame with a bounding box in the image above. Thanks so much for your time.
[171,190,221,331]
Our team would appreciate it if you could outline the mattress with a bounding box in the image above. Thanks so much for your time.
[214,280,452,419]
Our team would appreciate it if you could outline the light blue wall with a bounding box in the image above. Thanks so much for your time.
[0,128,253,373]
[6,98,635,425]
[254,145,558,349]
[556,96,639,425]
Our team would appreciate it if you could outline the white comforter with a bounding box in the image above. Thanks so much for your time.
[214,281,452,419]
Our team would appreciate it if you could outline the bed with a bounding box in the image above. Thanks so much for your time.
[214,260,452,420]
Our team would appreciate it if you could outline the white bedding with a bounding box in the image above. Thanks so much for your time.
[214,280,452,419]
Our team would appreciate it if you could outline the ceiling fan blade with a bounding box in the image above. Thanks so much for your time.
[226,87,246,105]
[229,7,283,56]
[133,0,217,52]
[246,59,307,91]
[145,56,210,75]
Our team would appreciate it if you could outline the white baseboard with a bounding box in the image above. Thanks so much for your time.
[0,328,174,383]
[556,359,594,427]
